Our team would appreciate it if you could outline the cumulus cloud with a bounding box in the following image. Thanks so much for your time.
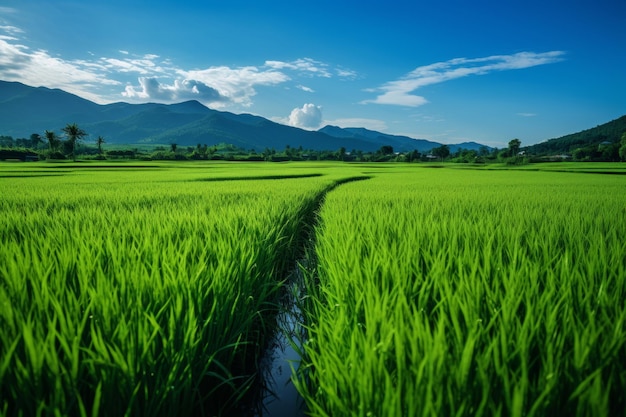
[363,51,566,107]
[297,85,314,92]
[123,77,226,103]
[288,103,323,129]
[180,66,289,107]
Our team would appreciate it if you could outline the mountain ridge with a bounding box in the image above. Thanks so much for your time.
[0,80,492,152]
[523,114,626,155]
[318,125,488,153]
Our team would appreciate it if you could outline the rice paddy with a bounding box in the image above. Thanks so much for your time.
[1,161,625,416]
[297,168,626,417]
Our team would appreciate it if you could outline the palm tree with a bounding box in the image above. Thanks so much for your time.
[62,123,87,161]
[45,130,59,152]
[96,136,105,154]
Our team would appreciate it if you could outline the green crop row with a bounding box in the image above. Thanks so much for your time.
[297,169,626,417]
[0,166,344,417]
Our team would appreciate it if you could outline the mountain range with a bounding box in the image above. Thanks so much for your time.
[0,80,488,153]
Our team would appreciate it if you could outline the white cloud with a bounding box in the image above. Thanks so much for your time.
[288,103,323,129]
[123,77,226,103]
[517,112,537,117]
[364,51,566,107]
[265,58,331,77]
[180,66,289,107]
[336,68,357,79]
[0,37,119,103]
[123,77,165,100]
[102,54,171,75]
[104,58,152,74]
[0,28,292,106]
[121,64,292,107]
[367,90,429,107]
[0,25,22,35]
[0,25,346,109]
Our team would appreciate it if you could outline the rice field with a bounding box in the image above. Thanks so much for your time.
[0,162,351,416]
[1,161,625,417]
[297,168,626,417]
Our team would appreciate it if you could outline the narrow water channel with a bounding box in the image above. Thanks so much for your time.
[256,266,307,417]
[253,178,371,416]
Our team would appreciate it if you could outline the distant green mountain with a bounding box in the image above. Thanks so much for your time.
[318,126,438,152]
[1,80,491,152]
[318,126,491,153]
[524,115,626,155]
[0,80,378,151]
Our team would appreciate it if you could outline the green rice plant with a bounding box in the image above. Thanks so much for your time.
[296,168,626,417]
[0,164,354,417]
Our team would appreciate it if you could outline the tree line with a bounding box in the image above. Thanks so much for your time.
[0,123,104,161]
[0,128,526,164]
[3,123,625,163]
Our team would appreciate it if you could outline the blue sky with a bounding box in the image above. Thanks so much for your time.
[1,0,624,148]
